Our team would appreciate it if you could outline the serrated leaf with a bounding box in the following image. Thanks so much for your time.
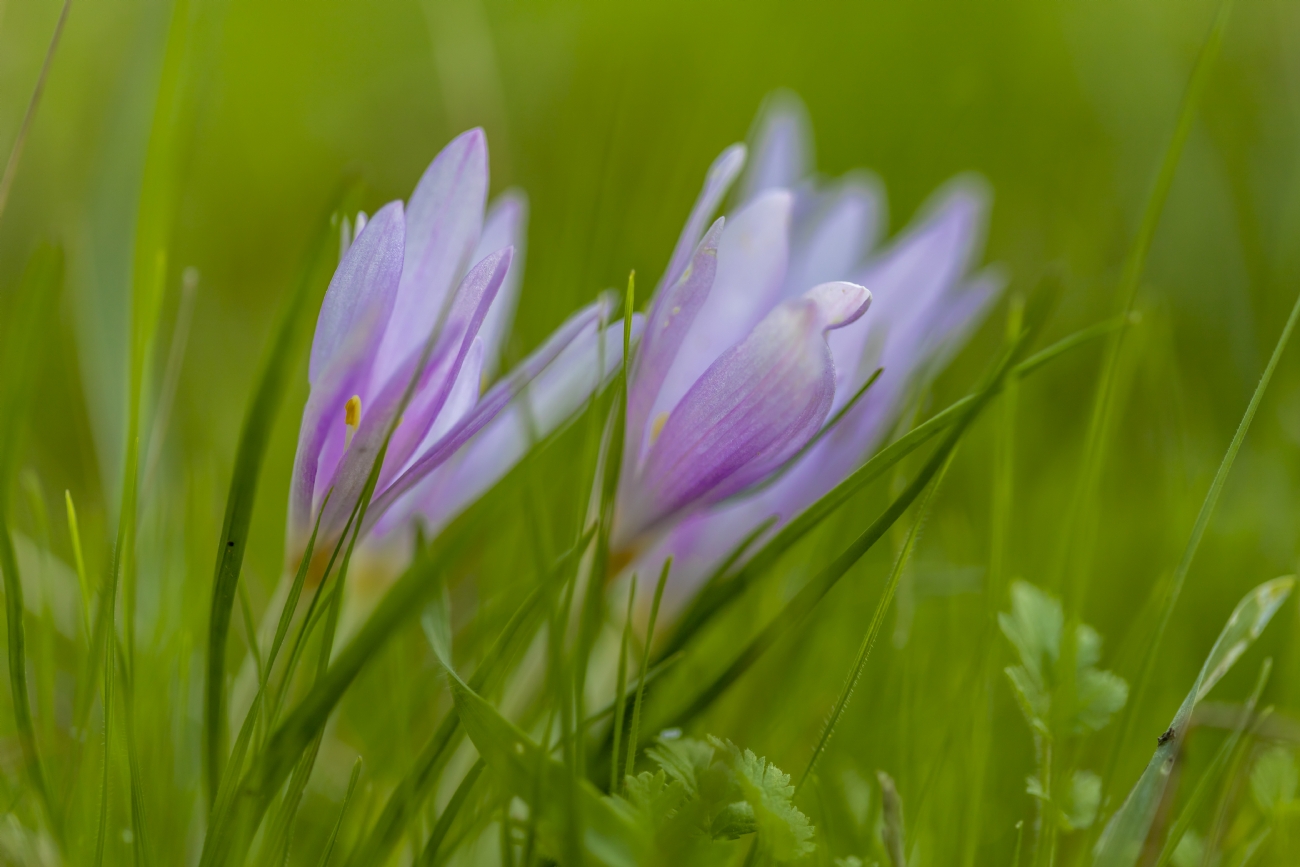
[623,770,688,829]
[1063,771,1101,831]
[646,736,715,799]
[712,737,814,862]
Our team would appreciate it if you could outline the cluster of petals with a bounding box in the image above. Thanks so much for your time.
[615,93,1003,598]
[288,128,633,568]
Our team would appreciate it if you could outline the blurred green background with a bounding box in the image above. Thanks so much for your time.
[3,0,1300,862]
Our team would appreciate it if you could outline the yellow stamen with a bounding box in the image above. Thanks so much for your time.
[650,411,670,444]
[344,395,361,449]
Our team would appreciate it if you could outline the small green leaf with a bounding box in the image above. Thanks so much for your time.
[1250,746,1297,815]
[712,737,814,862]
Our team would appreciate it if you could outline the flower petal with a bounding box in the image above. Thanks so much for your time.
[367,304,638,535]
[627,219,724,466]
[373,128,488,388]
[647,191,793,450]
[307,201,405,385]
[473,190,528,380]
[287,203,405,554]
[782,173,884,301]
[317,247,511,542]
[737,90,813,205]
[660,145,745,294]
[619,281,870,542]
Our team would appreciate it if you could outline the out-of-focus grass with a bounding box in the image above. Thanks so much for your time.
[3,0,1300,863]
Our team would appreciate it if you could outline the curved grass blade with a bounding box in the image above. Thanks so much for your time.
[416,759,485,867]
[349,541,588,867]
[609,574,637,792]
[1101,283,1300,810]
[0,245,63,837]
[796,447,956,792]
[204,182,361,804]
[441,654,647,867]
[661,329,1028,734]
[319,757,362,867]
[626,558,671,781]
[1151,658,1271,867]
[1093,577,1294,867]
[661,314,1122,664]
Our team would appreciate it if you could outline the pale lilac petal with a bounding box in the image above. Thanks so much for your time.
[366,297,612,518]
[736,91,812,205]
[619,282,870,543]
[473,191,528,379]
[377,248,513,488]
[307,202,404,384]
[827,178,991,412]
[373,128,488,388]
[782,173,884,301]
[421,336,485,457]
[626,219,724,465]
[660,145,745,294]
[316,248,510,541]
[647,191,793,448]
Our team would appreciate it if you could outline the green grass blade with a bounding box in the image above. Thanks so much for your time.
[349,547,580,867]
[796,447,956,792]
[626,557,670,781]
[64,491,93,640]
[661,314,1114,664]
[204,183,359,804]
[0,245,63,838]
[0,0,71,223]
[647,314,1039,735]
[319,757,362,867]
[1152,659,1271,867]
[1093,577,1293,867]
[416,759,484,867]
[609,574,637,792]
[1100,283,1300,809]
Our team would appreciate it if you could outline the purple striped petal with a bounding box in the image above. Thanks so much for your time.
[660,145,745,294]
[372,315,642,539]
[647,191,793,443]
[626,219,724,467]
[366,301,631,533]
[737,91,812,205]
[307,201,404,385]
[473,191,528,379]
[782,173,883,301]
[287,203,405,554]
[618,281,870,544]
[316,248,510,541]
[372,128,488,388]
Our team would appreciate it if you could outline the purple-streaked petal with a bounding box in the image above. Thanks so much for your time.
[421,336,484,457]
[618,282,870,544]
[377,247,513,488]
[626,219,724,465]
[473,191,528,380]
[782,173,884,301]
[372,128,488,388]
[660,145,745,294]
[367,304,636,534]
[737,91,812,205]
[828,178,991,412]
[647,191,793,447]
[308,201,404,385]
[316,248,510,541]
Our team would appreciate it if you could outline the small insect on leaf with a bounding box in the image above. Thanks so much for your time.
[1156,727,1174,746]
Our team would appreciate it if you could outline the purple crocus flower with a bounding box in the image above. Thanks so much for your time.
[618,93,1002,600]
[287,128,634,574]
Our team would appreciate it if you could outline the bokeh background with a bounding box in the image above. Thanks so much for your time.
[3,0,1300,862]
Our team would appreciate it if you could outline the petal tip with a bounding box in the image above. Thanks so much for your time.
[807,281,871,330]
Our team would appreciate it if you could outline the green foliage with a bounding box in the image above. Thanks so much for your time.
[1000,581,1128,736]
[1251,747,1298,816]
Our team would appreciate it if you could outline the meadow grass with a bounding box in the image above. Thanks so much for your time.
[3,0,1300,864]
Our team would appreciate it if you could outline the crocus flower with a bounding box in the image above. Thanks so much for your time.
[618,93,1002,598]
[288,128,633,573]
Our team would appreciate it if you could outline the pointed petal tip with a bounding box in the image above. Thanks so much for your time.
[807,281,871,330]
[710,143,748,183]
